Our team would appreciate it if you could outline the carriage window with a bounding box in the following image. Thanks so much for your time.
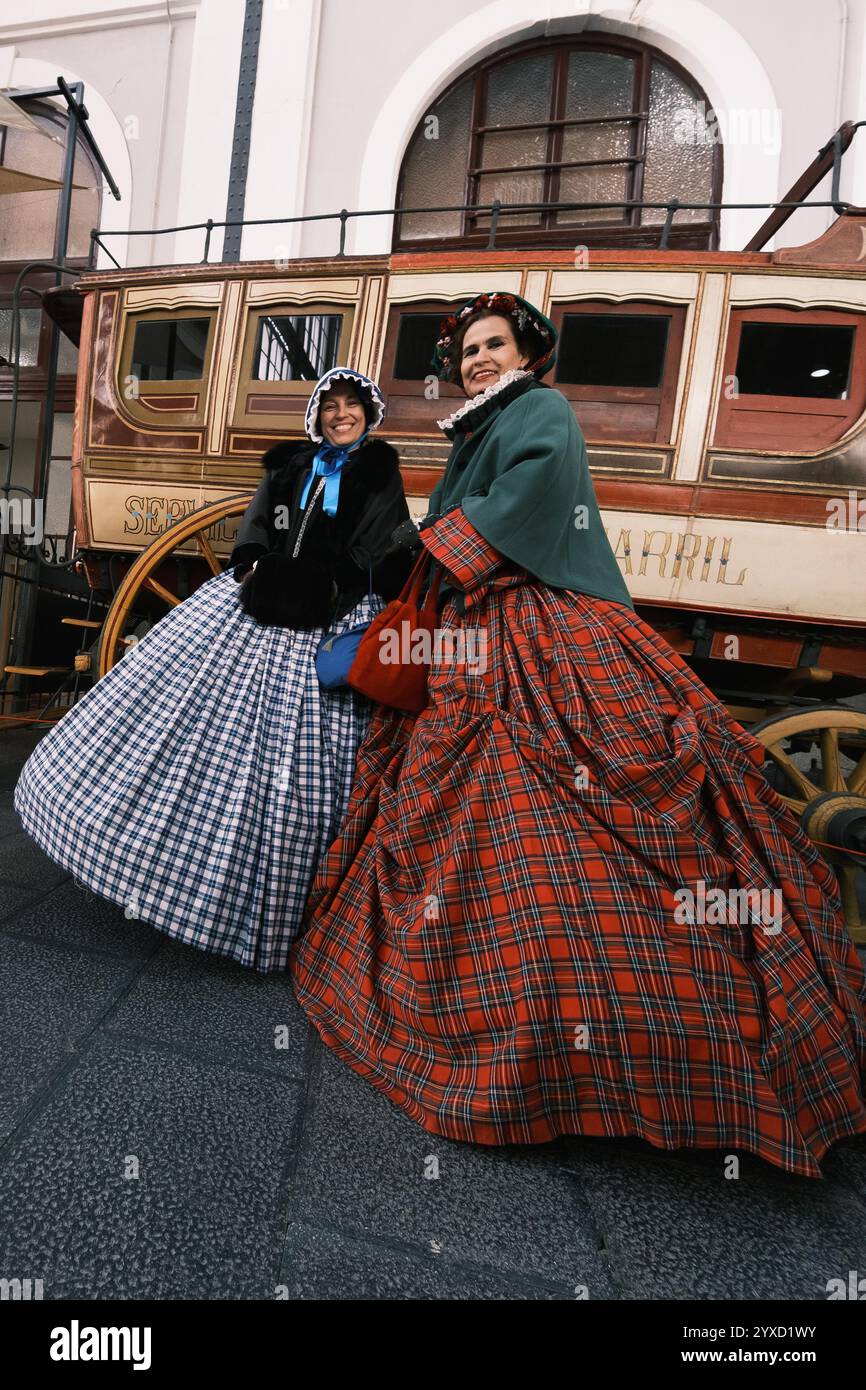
[556,312,670,388]
[252,314,341,381]
[131,318,210,381]
[548,299,686,448]
[734,322,854,399]
[713,308,866,455]
[392,313,443,379]
[376,300,463,440]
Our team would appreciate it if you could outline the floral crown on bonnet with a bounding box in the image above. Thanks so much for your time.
[432,292,558,381]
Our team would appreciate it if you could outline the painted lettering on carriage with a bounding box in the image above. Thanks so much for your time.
[603,527,747,585]
[124,496,236,541]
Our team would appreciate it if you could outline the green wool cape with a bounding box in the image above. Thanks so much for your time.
[427,374,635,611]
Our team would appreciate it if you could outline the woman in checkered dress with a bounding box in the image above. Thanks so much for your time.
[290,295,866,1179]
[14,369,412,973]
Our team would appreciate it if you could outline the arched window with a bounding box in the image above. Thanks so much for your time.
[395,35,721,251]
[0,98,101,561]
[0,98,102,265]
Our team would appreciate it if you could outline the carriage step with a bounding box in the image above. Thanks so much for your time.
[61,617,101,629]
[4,665,68,676]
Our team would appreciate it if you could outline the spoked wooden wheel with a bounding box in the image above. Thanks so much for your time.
[97,494,251,677]
[750,705,866,944]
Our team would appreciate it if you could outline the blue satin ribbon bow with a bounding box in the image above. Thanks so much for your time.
[300,432,369,517]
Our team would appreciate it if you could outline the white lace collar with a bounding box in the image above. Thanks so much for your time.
[436,368,533,433]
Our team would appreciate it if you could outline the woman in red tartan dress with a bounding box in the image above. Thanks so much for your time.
[289,292,866,1178]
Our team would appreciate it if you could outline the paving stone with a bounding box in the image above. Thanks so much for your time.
[560,1135,866,1300]
[821,1138,866,1207]
[0,802,25,839]
[104,940,309,1080]
[0,934,143,1142]
[1,729,865,1301]
[0,833,69,917]
[0,1033,304,1299]
[0,736,44,791]
[1,879,158,960]
[278,1221,598,1300]
[292,1045,608,1291]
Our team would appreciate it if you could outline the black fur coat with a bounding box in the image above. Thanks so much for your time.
[229,437,415,629]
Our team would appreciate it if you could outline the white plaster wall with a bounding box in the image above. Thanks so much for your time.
[171,0,246,265]
[0,1,200,269]
[291,0,858,256]
[2,0,864,269]
[0,0,244,269]
[241,0,323,263]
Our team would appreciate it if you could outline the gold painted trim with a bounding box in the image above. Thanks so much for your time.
[587,449,670,474]
[231,300,356,430]
[246,277,363,304]
[670,272,703,451]
[125,283,223,311]
[207,279,244,456]
[356,275,385,378]
[699,270,732,465]
[704,458,866,493]
[116,300,217,432]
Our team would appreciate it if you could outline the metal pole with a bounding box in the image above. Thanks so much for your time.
[659,199,680,250]
[7,84,86,701]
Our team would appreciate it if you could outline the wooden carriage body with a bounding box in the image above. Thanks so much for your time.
[65,220,866,715]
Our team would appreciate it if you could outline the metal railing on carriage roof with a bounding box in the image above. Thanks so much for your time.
[86,120,866,270]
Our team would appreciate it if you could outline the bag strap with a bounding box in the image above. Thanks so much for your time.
[398,547,434,604]
[421,560,443,615]
[291,475,327,558]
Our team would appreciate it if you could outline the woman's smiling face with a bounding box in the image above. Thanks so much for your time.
[318,384,367,446]
[459,314,530,397]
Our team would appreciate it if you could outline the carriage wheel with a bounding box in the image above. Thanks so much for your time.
[750,705,866,944]
[97,494,251,677]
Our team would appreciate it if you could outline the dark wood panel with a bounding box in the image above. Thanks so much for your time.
[573,399,660,438]
[725,406,852,449]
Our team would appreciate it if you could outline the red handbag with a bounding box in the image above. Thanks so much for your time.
[346,550,443,712]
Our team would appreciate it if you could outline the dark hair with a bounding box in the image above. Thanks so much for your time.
[447,307,545,385]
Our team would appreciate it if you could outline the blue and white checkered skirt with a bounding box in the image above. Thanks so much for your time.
[13,569,384,972]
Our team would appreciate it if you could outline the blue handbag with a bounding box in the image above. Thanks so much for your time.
[315,560,375,689]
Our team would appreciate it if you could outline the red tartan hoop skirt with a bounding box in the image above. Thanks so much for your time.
[289,533,866,1179]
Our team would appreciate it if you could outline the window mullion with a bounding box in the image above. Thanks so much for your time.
[465,72,487,236]
[545,47,568,232]
[631,52,651,229]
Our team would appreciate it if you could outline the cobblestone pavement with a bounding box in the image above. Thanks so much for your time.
[1,726,865,1300]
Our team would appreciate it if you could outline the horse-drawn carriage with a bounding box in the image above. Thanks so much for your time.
[13,207,866,937]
